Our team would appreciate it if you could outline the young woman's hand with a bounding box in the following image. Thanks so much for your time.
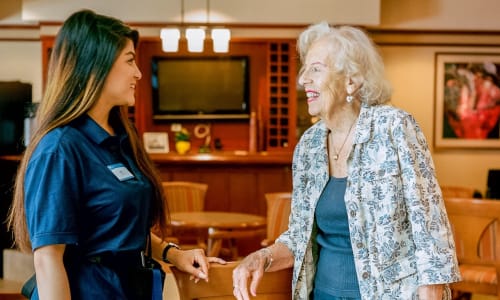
[169,248,226,282]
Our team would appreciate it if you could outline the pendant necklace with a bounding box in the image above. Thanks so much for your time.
[331,120,356,161]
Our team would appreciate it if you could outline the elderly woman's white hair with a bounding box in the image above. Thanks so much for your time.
[297,21,392,105]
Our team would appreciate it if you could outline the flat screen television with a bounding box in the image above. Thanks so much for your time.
[151,56,250,120]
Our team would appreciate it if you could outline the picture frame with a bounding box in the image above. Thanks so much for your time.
[434,52,500,149]
[143,132,169,153]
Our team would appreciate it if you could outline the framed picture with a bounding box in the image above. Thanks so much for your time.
[143,132,169,153]
[434,52,500,149]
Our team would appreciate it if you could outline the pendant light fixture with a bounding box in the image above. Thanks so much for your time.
[186,28,205,52]
[211,28,231,53]
[160,28,180,52]
[160,0,231,53]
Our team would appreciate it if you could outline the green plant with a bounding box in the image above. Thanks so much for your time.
[175,128,190,142]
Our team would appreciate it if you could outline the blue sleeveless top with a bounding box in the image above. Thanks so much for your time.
[314,176,361,298]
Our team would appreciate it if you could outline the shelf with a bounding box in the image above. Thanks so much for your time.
[266,41,295,150]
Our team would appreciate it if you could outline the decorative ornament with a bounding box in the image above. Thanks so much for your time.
[174,127,191,155]
[346,79,355,103]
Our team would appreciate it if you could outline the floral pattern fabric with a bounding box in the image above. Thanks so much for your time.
[276,104,461,300]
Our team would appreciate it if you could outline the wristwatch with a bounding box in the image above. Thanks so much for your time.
[162,242,180,263]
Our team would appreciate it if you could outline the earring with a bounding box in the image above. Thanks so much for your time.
[346,80,355,103]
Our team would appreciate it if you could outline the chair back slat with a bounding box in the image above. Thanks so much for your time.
[445,198,500,263]
[162,181,208,213]
[264,192,291,246]
[449,215,495,261]
[445,197,500,297]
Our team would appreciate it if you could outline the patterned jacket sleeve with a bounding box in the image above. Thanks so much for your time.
[391,112,461,285]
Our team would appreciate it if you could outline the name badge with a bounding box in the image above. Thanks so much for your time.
[107,163,134,181]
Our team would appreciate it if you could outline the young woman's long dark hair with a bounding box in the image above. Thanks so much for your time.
[8,9,168,252]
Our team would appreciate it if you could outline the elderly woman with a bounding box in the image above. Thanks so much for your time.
[232,22,461,300]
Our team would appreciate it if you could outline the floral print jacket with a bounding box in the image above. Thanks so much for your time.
[276,104,461,299]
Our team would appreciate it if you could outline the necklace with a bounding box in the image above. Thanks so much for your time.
[330,120,356,161]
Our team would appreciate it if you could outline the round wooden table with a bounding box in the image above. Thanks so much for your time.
[170,211,266,258]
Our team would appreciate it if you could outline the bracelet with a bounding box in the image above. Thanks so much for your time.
[162,242,180,263]
[260,247,273,272]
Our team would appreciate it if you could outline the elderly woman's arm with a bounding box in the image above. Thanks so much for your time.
[232,242,294,300]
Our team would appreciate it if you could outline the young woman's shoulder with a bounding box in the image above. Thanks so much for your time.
[32,125,85,160]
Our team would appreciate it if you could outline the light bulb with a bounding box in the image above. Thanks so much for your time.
[211,28,231,53]
[160,28,180,52]
[186,28,205,52]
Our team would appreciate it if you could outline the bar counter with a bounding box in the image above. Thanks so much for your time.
[151,151,293,217]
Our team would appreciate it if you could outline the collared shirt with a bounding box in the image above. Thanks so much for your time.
[25,115,153,299]
[276,104,461,300]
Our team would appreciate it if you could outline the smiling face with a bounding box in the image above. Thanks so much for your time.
[298,38,342,118]
[97,39,142,111]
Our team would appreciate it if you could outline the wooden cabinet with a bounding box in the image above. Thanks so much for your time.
[266,42,297,151]
[39,37,298,210]
[135,38,298,154]
[40,36,298,153]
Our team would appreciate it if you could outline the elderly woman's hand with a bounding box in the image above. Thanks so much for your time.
[169,248,226,283]
[232,249,270,300]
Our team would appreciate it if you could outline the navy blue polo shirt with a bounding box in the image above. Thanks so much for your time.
[25,115,154,299]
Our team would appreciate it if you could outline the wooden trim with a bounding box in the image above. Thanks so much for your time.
[0,24,39,29]
[0,155,22,162]
[31,21,500,35]
[0,38,39,42]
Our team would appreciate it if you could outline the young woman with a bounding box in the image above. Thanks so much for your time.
[8,9,224,300]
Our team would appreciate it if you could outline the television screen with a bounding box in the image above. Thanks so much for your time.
[151,56,250,120]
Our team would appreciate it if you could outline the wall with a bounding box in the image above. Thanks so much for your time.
[379,0,500,30]
[379,41,500,195]
[0,41,41,102]
[21,0,380,25]
[1,0,500,194]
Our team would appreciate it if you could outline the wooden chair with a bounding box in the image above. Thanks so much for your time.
[208,192,291,259]
[444,197,500,299]
[162,181,208,249]
[441,186,476,198]
[207,192,291,259]
[162,181,208,213]
[170,261,292,300]
[261,192,292,247]
[207,227,266,260]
